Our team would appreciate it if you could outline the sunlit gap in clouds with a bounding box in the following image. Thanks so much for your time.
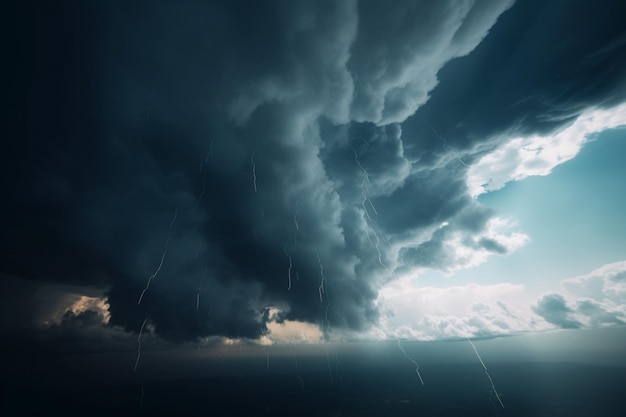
[468,102,626,198]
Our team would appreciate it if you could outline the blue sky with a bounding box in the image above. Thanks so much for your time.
[375,107,626,341]
[476,126,626,289]
[420,124,626,292]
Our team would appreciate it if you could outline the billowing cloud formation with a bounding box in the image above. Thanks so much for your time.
[6,0,626,349]
[376,261,626,341]
[401,0,626,169]
[533,262,626,329]
[348,0,514,124]
[376,283,544,341]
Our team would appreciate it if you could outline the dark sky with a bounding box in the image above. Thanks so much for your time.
[4,0,626,355]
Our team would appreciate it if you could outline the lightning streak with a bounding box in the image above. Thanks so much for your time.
[138,236,171,305]
[199,153,209,172]
[427,119,469,167]
[367,198,378,215]
[284,244,293,290]
[324,344,334,385]
[361,189,373,222]
[334,351,345,391]
[134,317,149,373]
[373,230,386,268]
[250,152,257,193]
[467,338,504,408]
[324,304,331,335]
[138,206,179,305]
[315,252,325,303]
[293,201,299,231]
[169,206,179,229]
[353,149,370,184]
[196,181,206,208]
[397,339,424,385]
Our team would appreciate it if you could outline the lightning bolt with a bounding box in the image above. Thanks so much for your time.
[367,198,378,216]
[372,229,386,269]
[354,148,378,222]
[467,338,505,408]
[353,149,370,184]
[361,189,373,222]
[137,206,179,305]
[283,243,293,290]
[364,227,374,246]
[250,151,257,193]
[426,119,469,167]
[354,146,388,269]
[199,153,209,172]
[293,200,299,231]
[315,252,325,303]
[134,317,149,373]
[324,304,331,336]
[169,206,179,229]
[397,339,424,385]
[324,344,334,385]
[334,351,345,391]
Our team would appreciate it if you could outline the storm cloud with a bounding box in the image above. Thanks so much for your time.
[6,0,626,349]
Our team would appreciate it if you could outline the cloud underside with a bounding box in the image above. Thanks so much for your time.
[5,0,626,348]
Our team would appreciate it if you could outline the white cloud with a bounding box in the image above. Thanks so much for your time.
[437,217,529,273]
[467,102,626,197]
[562,260,626,303]
[396,215,529,276]
[374,282,545,341]
[264,319,324,345]
[533,261,626,329]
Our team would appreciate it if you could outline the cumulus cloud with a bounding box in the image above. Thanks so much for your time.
[533,261,626,329]
[397,214,529,274]
[380,261,626,341]
[375,283,544,341]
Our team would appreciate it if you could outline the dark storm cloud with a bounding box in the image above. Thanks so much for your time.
[402,0,626,159]
[6,0,625,348]
[347,0,514,124]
